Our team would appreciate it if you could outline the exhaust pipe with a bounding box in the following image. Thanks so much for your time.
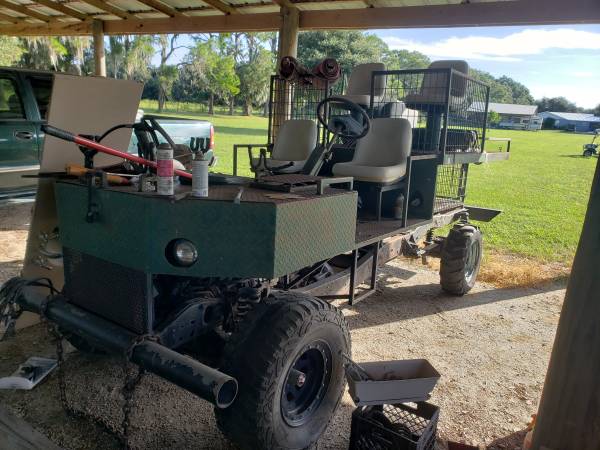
[16,286,237,408]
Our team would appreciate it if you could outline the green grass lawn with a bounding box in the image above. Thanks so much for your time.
[468,129,595,263]
[140,100,597,264]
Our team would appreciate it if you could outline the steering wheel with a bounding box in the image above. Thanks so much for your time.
[316,95,371,140]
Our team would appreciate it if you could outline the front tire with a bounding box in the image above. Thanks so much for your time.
[583,149,594,158]
[215,291,350,450]
[440,223,483,295]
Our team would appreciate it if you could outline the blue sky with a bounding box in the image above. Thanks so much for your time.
[159,24,600,109]
[374,25,600,109]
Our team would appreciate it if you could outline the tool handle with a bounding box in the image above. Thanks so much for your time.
[43,123,192,180]
[42,124,76,143]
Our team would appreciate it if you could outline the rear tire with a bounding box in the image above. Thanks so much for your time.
[215,291,350,450]
[440,223,483,295]
[583,149,594,158]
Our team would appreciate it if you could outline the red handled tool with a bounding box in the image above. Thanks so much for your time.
[42,124,193,180]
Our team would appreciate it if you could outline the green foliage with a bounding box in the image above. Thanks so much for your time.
[382,49,430,70]
[0,37,24,67]
[237,48,273,115]
[471,69,534,105]
[536,96,582,113]
[189,38,240,113]
[298,31,387,75]
[487,111,501,125]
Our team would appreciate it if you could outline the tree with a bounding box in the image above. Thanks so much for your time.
[383,49,430,70]
[189,38,239,115]
[536,96,580,113]
[497,75,534,104]
[238,48,273,115]
[488,111,501,125]
[298,31,387,75]
[157,35,183,112]
[0,37,24,66]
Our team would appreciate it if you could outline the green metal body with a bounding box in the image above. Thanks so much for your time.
[55,182,357,279]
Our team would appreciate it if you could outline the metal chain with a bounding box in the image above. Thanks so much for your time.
[49,324,147,450]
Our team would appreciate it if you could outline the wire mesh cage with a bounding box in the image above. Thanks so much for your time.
[434,163,469,214]
[267,75,343,147]
[370,68,489,156]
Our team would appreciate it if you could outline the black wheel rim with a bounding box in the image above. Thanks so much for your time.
[281,340,332,427]
[465,239,481,284]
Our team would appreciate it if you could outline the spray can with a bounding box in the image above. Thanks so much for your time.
[192,159,209,197]
[156,143,174,196]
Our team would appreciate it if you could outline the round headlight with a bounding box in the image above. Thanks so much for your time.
[166,239,198,267]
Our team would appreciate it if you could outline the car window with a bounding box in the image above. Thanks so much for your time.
[0,78,25,119]
[28,76,52,120]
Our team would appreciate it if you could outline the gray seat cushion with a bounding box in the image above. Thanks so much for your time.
[332,117,412,183]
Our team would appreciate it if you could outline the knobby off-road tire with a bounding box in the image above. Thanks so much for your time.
[440,223,483,296]
[215,291,350,450]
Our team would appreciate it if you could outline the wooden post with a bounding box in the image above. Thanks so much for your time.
[92,19,106,77]
[531,158,600,449]
[273,6,298,143]
[277,5,299,61]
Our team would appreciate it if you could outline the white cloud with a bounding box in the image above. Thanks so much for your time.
[529,83,600,109]
[570,71,595,78]
[383,28,600,62]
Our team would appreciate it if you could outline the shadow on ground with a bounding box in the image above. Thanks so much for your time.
[344,266,565,330]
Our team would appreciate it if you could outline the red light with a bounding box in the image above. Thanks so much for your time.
[209,125,215,150]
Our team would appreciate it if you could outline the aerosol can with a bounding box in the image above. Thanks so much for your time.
[156,143,174,196]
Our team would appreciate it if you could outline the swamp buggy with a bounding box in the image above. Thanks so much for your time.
[0,61,508,449]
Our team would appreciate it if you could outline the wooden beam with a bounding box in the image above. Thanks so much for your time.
[32,0,88,20]
[200,0,239,15]
[2,0,599,36]
[102,11,278,34]
[0,10,21,23]
[92,19,106,76]
[135,0,185,18]
[78,0,135,19]
[0,19,91,35]
[299,0,600,29]
[531,159,600,449]
[0,0,52,22]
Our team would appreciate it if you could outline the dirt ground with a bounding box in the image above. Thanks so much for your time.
[0,203,565,450]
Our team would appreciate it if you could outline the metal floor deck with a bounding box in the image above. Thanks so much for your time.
[355,217,429,246]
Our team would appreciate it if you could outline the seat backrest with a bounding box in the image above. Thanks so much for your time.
[272,119,318,161]
[422,60,469,98]
[347,63,386,97]
[352,118,412,167]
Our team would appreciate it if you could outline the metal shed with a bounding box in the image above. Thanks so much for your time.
[538,111,600,132]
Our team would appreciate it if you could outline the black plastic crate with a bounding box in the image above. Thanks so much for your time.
[349,402,439,450]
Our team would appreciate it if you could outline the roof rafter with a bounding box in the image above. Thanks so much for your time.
[135,0,185,18]
[0,10,21,22]
[78,0,135,19]
[0,0,52,22]
[200,0,239,15]
[33,0,87,20]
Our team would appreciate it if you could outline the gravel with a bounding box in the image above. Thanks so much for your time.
[0,203,564,449]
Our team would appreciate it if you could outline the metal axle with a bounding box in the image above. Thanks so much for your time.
[17,286,237,408]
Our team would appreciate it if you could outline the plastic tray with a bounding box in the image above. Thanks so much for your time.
[347,359,440,406]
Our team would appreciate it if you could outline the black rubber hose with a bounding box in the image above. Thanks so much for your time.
[42,124,76,143]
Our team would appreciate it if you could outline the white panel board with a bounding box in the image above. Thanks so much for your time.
[41,74,143,172]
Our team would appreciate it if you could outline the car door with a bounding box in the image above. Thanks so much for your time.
[0,73,40,193]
